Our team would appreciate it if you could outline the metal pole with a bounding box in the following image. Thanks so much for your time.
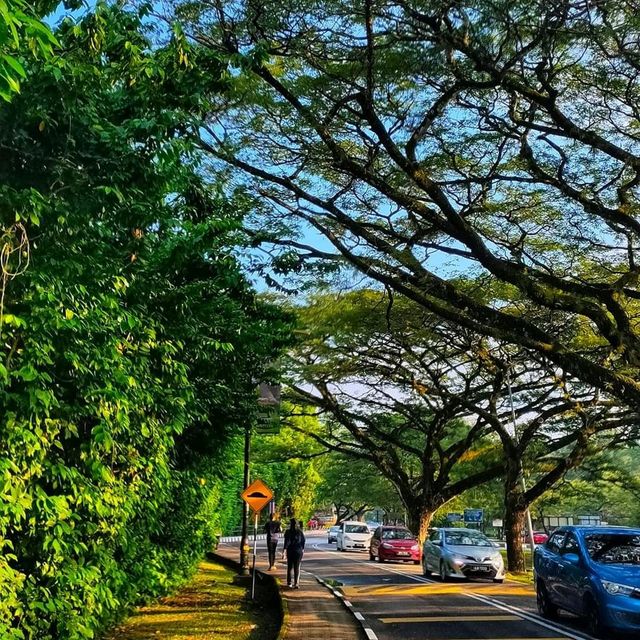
[506,373,536,570]
[251,512,258,600]
[240,422,251,575]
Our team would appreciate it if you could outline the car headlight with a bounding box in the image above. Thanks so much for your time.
[411,544,419,551]
[602,580,635,596]
[381,543,393,549]
[451,556,465,566]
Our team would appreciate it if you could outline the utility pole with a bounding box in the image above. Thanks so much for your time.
[239,421,251,574]
[239,380,281,574]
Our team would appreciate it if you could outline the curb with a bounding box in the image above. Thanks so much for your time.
[275,575,291,640]
[305,571,376,640]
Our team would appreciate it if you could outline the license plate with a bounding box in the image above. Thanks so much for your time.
[472,565,491,572]
[354,543,364,548]
[396,552,410,556]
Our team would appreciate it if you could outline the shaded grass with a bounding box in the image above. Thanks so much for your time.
[105,559,277,640]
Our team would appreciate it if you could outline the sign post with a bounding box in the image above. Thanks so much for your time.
[241,479,274,600]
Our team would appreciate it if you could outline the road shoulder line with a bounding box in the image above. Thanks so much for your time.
[304,569,379,640]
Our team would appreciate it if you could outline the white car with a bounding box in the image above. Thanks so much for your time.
[336,521,373,552]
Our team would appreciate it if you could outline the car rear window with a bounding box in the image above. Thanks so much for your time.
[345,524,369,534]
[382,529,415,540]
[584,533,640,565]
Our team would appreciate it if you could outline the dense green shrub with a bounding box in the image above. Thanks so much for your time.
[0,5,291,638]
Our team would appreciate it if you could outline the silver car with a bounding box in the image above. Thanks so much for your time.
[422,528,505,583]
[327,525,340,544]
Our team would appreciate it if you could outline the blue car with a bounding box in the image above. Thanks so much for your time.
[534,526,640,637]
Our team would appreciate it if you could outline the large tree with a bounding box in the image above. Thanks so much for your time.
[286,290,638,570]
[160,0,640,410]
[286,290,506,541]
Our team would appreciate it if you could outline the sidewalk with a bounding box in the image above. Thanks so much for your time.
[215,542,362,640]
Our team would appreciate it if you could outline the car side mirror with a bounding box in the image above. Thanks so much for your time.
[563,553,580,565]
[433,540,441,546]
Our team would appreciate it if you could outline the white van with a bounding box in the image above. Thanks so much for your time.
[336,521,372,552]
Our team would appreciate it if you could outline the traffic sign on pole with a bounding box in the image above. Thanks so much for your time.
[241,479,273,513]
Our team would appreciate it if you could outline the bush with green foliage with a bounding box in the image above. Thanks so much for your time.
[0,5,291,638]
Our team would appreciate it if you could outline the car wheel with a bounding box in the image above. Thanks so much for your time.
[493,578,504,583]
[377,553,385,563]
[369,550,375,561]
[536,581,558,619]
[585,594,607,638]
[439,561,448,582]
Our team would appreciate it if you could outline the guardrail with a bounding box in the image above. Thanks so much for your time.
[219,533,268,543]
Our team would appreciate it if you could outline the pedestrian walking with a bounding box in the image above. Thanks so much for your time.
[283,517,305,588]
[263,513,281,570]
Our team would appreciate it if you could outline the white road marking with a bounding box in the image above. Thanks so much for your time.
[468,592,597,640]
[364,628,379,640]
[311,542,598,640]
[354,612,365,621]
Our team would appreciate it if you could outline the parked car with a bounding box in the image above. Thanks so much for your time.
[422,528,505,583]
[370,526,420,564]
[327,525,340,544]
[523,530,549,545]
[336,521,372,552]
[534,526,640,637]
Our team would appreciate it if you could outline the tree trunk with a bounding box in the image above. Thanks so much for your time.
[407,506,435,546]
[504,460,527,573]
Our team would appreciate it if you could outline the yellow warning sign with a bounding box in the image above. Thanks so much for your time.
[241,479,273,513]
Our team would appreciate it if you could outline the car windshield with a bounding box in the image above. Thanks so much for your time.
[584,533,640,565]
[444,531,492,547]
[382,529,414,540]
[345,524,369,534]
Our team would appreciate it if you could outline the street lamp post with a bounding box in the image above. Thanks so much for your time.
[239,421,251,574]
[239,381,281,574]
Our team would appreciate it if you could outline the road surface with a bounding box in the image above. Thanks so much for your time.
[253,531,608,640]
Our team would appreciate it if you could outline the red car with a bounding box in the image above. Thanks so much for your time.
[523,530,549,545]
[369,526,421,564]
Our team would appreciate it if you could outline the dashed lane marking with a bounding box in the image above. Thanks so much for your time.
[311,543,596,640]
[467,592,595,640]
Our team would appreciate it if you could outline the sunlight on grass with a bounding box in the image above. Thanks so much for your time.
[498,549,535,584]
[106,560,260,640]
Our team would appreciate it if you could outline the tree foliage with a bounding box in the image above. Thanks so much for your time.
[0,4,291,638]
[166,0,640,411]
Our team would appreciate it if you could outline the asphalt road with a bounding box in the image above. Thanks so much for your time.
[271,531,604,640]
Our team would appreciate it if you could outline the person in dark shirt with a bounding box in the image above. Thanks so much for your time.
[283,518,306,588]
[263,513,281,570]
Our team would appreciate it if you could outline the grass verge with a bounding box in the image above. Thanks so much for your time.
[499,549,535,585]
[105,559,280,640]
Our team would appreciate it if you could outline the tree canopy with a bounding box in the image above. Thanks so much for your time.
[162,0,640,410]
